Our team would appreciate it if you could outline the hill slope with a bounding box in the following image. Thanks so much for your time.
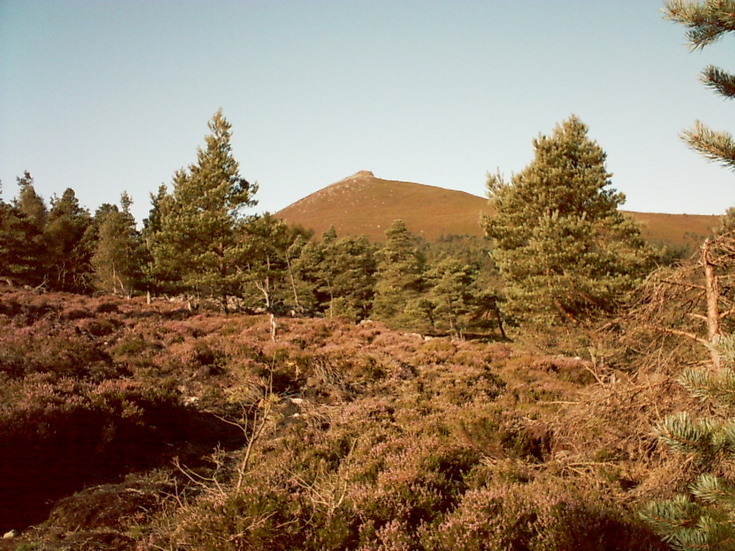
[0,289,680,550]
[276,171,718,247]
[276,171,491,241]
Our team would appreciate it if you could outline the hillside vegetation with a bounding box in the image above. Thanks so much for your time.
[275,171,717,249]
[0,288,698,550]
[2,43,733,545]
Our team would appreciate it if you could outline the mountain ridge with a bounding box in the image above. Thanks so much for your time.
[276,171,717,247]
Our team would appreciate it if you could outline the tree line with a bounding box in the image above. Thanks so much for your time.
[1,107,673,338]
[0,111,507,337]
[13,111,687,347]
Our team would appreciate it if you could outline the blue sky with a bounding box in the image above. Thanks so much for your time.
[1,1,733,224]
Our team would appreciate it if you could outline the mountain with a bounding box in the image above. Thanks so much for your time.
[276,171,718,248]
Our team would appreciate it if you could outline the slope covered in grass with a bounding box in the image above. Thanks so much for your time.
[276,171,717,249]
[277,171,491,241]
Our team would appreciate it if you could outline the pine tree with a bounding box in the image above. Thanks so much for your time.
[372,220,429,330]
[0,201,44,286]
[424,257,478,338]
[324,234,377,322]
[45,188,93,292]
[289,228,376,321]
[147,110,257,310]
[641,331,735,550]
[481,116,653,331]
[141,184,179,295]
[91,193,143,296]
[237,213,311,311]
[665,0,735,169]
[0,173,49,286]
[640,8,735,544]
[311,230,376,321]
[15,171,47,231]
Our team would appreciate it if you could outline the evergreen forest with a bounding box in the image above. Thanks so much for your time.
[3,2,735,549]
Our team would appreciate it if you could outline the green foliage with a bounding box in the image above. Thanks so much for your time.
[237,213,313,311]
[45,188,94,292]
[482,116,654,331]
[15,171,47,231]
[90,193,144,296]
[372,220,429,330]
[716,207,735,235]
[0,173,48,287]
[641,336,735,549]
[665,0,735,170]
[292,228,377,321]
[146,109,258,309]
[423,257,478,338]
[639,9,735,545]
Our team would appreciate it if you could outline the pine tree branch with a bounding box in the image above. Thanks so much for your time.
[702,65,735,99]
[663,327,710,346]
[665,0,735,50]
[659,277,707,292]
[682,121,735,171]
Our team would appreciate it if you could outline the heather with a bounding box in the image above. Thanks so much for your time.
[0,288,687,550]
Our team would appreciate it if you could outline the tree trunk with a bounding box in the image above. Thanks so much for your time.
[702,238,723,368]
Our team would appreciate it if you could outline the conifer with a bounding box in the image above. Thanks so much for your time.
[291,229,376,321]
[45,188,93,292]
[372,220,429,330]
[91,193,143,296]
[482,116,653,331]
[665,0,735,169]
[146,110,257,310]
[0,173,48,286]
[641,335,735,549]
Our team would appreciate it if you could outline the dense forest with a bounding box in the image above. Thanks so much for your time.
[3,1,735,549]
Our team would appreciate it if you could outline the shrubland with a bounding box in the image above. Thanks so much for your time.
[3,6,735,547]
[0,285,707,551]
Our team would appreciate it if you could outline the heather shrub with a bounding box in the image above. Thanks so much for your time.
[420,476,666,551]
[0,375,187,529]
[417,338,458,364]
[171,486,309,551]
[94,300,119,314]
[0,293,59,325]
[111,331,164,371]
[0,325,114,380]
[0,290,678,550]
[454,410,551,462]
[74,316,120,337]
[0,296,22,317]
[59,306,92,320]
[343,435,478,546]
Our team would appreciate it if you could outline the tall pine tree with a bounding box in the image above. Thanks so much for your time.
[292,229,377,321]
[482,116,653,331]
[0,173,48,286]
[639,5,735,548]
[372,220,429,330]
[91,193,143,296]
[237,213,311,311]
[45,188,93,292]
[147,110,257,310]
[15,172,47,231]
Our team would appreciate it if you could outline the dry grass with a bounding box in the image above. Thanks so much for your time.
[275,171,717,247]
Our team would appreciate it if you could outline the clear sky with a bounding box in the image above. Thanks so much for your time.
[1,1,733,224]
